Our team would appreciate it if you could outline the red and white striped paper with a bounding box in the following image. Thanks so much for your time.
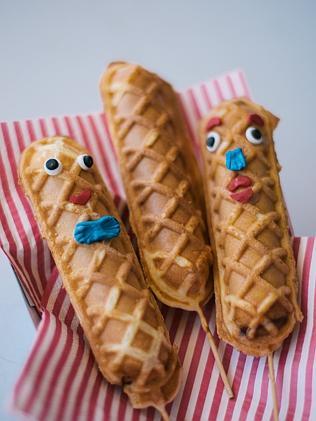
[1,70,315,421]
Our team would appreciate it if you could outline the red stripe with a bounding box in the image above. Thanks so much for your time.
[192,321,217,419]
[223,353,247,420]
[87,373,103,420]
[178,93,198,145]
[71,350,96,420]
[285,237,314,419]
[226,75,237,98]
[38,118,48,137]
[275,237,301,401]
[238,357,260,419]
[0,201,40,309]
[40,268,59,308]
[13,312,51,403]
[24,315,62,412]
[50,117,61,134]
[176,324,208,419]
[187,88,202,119]
[87,115,120,194]
[0,128,42,301]
[302,241,316,419]
[15,121,47,291]
[200,83,213,110]
[238,70,251,99]
[213,79,225,102]
[117,392,129,421]
[55,335,85,421]
[64,116,77,139]
[103,383,115,420]
[37,322,73,420]
[25,120,36,141]
[253,360,269,421]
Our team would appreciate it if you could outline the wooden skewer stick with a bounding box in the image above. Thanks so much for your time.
[268,353,279,421]
[155,405,169,421]
[197,306,234,398]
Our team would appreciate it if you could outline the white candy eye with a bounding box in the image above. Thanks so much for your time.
[44,158,62,176]
[245,126,263,144]
[77,154,94,170]
[206,131,221,152]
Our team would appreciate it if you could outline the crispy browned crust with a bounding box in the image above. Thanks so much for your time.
[199,98,303,356]
[100,61,213,311]
[19,136,181,409]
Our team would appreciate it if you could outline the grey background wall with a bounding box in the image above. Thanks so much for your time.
[0,1,315,419]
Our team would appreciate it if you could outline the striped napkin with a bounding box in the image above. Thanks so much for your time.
[1,70,315,421]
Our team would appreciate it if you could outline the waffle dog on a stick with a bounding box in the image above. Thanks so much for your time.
[100,62,233,397]
[19,136,181,417]
[199,98,302,357]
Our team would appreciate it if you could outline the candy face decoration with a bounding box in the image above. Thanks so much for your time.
[204,102,273,205]
[33,138,120,244]
[200,98,302,356]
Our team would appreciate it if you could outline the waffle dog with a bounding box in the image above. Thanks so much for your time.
[199,98,303,357]
[100,62,234,398]
[100,62,212,311]
[19,136,181,417]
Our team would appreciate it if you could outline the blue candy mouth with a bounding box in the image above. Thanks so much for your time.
[225,148,247,171]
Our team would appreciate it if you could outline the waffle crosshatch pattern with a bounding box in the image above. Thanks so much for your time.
[19,136,181,411]
[0,70,315,420]
[101,63,212,310]
[199,99,302,356]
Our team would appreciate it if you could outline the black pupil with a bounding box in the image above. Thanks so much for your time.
[251,128,262,140]
[207,136,215,148]
[46,158,59,170]
[83,155,93,168]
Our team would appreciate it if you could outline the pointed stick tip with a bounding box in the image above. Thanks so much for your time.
[197,306,234,399]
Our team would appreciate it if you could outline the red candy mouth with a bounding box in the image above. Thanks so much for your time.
[69,189,92,205]
[227,175,253,203]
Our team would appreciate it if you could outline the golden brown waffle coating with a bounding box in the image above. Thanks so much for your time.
[100,62,212,311]
[199,98,303,357]
[19,136,181,412]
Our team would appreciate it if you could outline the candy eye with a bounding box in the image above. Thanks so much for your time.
[245,127,263,144]
[44,158,62,176]
[77,154,94,170]
[206,131,221,152]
